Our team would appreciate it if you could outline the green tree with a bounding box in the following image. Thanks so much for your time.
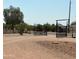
[15,23,25,35]
[43,23,51,31]
[3,6,24,32]
[36,24,43,31]
[51,24,56,32]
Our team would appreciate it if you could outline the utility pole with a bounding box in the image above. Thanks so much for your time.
[68,0,71,33]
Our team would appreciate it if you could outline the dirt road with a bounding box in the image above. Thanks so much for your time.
[3,34,76,59]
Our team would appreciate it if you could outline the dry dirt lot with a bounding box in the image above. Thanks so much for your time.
[3,34,76,59]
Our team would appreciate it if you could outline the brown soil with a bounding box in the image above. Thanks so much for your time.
[3,34,76,59]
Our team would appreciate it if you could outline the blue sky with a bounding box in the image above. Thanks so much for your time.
[4,0,76,25]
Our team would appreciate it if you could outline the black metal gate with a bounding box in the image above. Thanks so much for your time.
[56,19,68,37]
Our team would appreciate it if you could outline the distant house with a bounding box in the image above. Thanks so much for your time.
[70,21,76,38]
